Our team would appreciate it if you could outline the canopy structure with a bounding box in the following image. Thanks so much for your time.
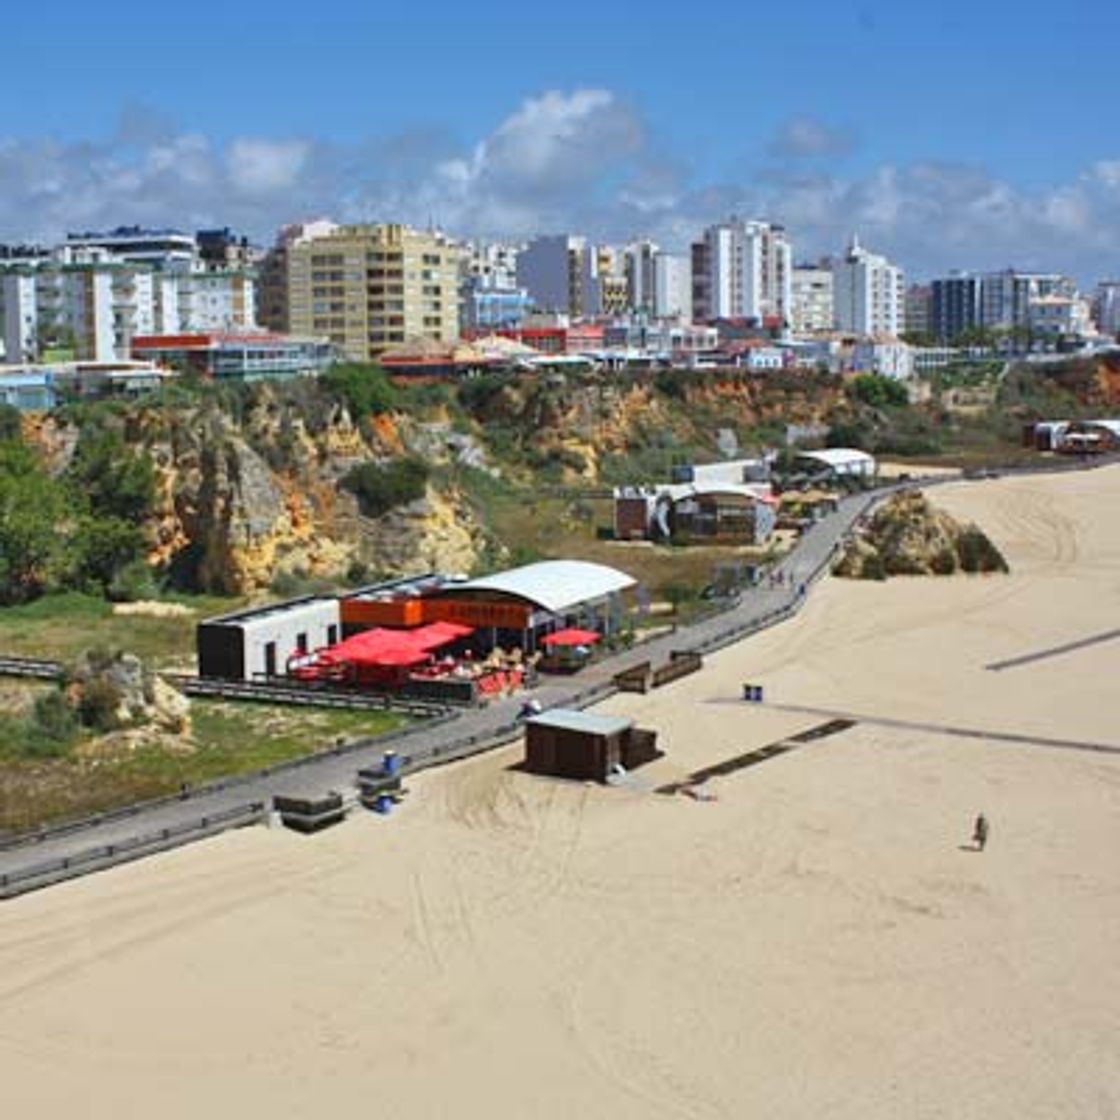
[319,621,473,668]
[541,628,602,648]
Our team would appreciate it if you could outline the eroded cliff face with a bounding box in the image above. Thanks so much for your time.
[32,386,492,596]
[466,371,845,479]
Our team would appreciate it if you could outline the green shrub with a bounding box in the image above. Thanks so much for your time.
[322,362,398,418]
[958,527,1009,573]
[31,690,80,749]
[849,374,909,409]
[341,456,430,518]
[77,678,124,733]
[0,403,21,442]
[108,559,161,603]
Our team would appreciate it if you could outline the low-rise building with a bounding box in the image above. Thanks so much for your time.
[794,447,876,479]
[852,337,914,379]
[131,331,335,380]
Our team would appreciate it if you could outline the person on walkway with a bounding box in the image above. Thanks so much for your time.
[972,813,989,851]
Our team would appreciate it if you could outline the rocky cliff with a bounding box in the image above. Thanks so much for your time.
[32,384,493,596]
[834,491,1009,579]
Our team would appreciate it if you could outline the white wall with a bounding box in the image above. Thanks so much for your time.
[239,599,342,679]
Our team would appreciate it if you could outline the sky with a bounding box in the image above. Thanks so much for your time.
[2,0,1119,281]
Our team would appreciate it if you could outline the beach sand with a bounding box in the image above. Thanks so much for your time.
[2,467,1119,1118]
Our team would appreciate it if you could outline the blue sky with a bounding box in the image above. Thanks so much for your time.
[3,0,1119,279]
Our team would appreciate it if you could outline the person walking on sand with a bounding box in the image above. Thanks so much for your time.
[972,813,989,852]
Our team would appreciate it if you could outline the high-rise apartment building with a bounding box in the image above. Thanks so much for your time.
[257,220,339,334]
[1094,281,1120,337]
[0,256,258,363]
[929,275,982,342]
[623,240,658,314]
[832,236,905,337]
[517,235,599,318]
[690,219,792,325]
[652,253,692,320]
[980,269,1074,332]
[904,284,932,338]
[286,224,462,360]
[460,241,530,330]
[791,265,834,334]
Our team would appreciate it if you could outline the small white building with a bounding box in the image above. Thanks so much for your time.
[853,337,914,380]
[197,597,342,680]
[795,447,876,479]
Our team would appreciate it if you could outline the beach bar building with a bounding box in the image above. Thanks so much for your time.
[523,709,660,781]
[197,561,637,684]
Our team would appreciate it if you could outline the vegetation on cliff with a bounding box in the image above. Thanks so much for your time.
[834,491,1009,580]
[6,352,1116,608]
[0,418,157,605]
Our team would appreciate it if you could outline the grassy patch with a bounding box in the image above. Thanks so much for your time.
[0,590,243,668]
[0,699,410,834]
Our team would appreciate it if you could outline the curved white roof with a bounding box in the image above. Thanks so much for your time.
[797,447,875,467]
[450,560,636,613]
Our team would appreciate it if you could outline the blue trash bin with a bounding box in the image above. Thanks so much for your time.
[382,751,401,777]
[373,792,393,815]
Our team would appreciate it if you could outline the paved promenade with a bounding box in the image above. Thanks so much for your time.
[0,487,883,897]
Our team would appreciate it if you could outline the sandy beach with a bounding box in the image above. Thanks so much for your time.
[2,466,1119,1118]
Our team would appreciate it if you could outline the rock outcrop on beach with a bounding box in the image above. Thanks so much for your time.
[833,491,1009,580]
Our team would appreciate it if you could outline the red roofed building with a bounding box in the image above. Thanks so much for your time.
[131,331,336,380]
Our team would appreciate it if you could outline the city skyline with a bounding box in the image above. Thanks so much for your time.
[3,0,1119,281]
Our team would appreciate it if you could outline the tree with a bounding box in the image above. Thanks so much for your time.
[0,441,67,604]
[848,374,909,409]
[900,330,935,348]
[322,362,398,418]
[954,325,997,350]
[0,403,22,443]
[340,456,430,518]
[65,429,156,523]
[68,517,147,594]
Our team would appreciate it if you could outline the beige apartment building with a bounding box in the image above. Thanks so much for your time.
[285,224,462,360]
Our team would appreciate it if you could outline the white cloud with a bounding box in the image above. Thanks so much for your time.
[0,94,1117,281]
[768,116,857,159]
[226,138,310,193]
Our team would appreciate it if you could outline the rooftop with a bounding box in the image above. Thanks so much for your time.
[526,709,633,737]
[450,560,636,613]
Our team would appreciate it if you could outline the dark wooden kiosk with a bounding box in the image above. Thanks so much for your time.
[523,709,660,782]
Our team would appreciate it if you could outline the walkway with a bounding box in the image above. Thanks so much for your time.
[0,483,922,897]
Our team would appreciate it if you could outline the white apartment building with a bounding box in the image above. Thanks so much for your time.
[832,236,905,337]
[1028,294,1092,339]
[1095,281,1120,336]
[65,226,197,272]
[692,219,792,324]
[517,234,599,318]
[463,240,522,290]
[980,269,1074,332]
[790,265,834,334]
[652,253,692,320]
[1,253,257,364]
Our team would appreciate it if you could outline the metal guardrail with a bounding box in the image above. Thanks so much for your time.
[0,655,64,681]
[0,801,267,899]
[173,675,451,717]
